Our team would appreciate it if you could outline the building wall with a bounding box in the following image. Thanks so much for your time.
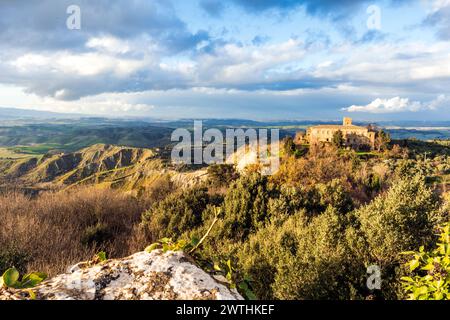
[306,123,375,149]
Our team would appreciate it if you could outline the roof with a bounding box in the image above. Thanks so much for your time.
[309,124,368,130]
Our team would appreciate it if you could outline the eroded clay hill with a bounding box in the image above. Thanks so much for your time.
[0,144,207,192]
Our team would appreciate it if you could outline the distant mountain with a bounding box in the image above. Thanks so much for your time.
[0,107,83,120]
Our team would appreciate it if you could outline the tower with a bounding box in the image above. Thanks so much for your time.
[343,117,352,126]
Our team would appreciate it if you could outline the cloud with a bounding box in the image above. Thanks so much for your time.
[199,0,226,17]
[230,0,368,19]
[423,0,450,40]
[0,0,209,53]
[343,95,449,114]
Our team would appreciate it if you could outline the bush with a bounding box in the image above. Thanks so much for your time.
[81,223,112,247]
[141,187,211,241]
[220,173,274,241]
[207,164,239,187]
[401,223,450,300]
[238,208,364,300]
[347,174,441,299]
[0,247,30,275]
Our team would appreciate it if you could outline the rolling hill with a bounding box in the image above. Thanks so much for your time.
[0,144,207,193]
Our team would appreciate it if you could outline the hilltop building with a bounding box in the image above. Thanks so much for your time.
[295,118,376,150]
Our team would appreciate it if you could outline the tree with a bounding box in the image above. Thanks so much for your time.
[375,129,391,151]
[332,130,344,148]
[282,136,297,156]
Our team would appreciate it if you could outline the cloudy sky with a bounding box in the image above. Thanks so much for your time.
[0,0,449,120]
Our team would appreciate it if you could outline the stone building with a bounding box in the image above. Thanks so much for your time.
[295,117,376,150]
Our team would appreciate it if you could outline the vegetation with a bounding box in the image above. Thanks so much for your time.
[401,223,450,300]
[0,187,147,276]
[332,130,344,148]
[0,137,449,300]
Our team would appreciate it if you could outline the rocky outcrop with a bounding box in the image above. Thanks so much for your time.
[0,250,243,300]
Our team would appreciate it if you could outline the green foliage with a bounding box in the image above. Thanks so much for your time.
[375,130,391,151]
[315,179,354,214]
[346,174,441,299]
[0,267,47,289]
[81,222,112,246]
[141,187,211,240]
[354,174,439,265]
[401,223,450,300]
[96,251,107,263]
[207,164,239,187]
[332,130,344,148]
[220,173,274,241]
[282,137,297,156]
[238,208,363,299]
[0,247,30,275]
[145,237,198,253]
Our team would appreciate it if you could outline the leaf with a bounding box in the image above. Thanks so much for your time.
[410,259,420,272]
[145,243,160,253]
[2,268,20,288]
[27,289,37,300]
[190,237,200,247]
[213,262,222,272]
[20,272,47,288]
[245,289,257,301]
[226,259,233,272]
[238,282,249,291]
[97,251,107,262]
[159,238,172,244]
[400,277,414,282]
[421,264,434,271]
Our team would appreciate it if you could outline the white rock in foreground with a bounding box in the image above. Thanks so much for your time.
[0,250,243,300]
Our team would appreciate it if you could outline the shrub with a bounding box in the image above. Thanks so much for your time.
[348,174,441,299]
[354,174,439,265]
[207,164,239,187]
[401,223,450,300]
[0,247,30,275]
[220,173,274,241]
[238,208,363,300]
[141,187,210,241]
[81,223,112,247]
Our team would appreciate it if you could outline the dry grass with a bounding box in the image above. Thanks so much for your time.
[0,187,149,276]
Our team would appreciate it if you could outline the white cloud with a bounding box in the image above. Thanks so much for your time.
[86,36,131,54]
[431,0,450,12]
[343,95,449,113]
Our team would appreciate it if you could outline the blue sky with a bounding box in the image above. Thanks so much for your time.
[0,0,449,120]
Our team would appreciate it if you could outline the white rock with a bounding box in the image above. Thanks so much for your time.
[0,250,244,300]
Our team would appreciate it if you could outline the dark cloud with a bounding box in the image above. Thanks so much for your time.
[251,35,270,46]
[355,30,387,44]
[199,0,226,18]
[423,5,450,40]
[199,0,371,21]
[0,0,209,53]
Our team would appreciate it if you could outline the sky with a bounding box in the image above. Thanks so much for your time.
[0,0,449,121]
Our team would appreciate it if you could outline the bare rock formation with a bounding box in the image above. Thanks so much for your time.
[0,250,243,300]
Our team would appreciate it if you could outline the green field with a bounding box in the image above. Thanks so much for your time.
[0,147,34,159]
[8,143,64,155]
